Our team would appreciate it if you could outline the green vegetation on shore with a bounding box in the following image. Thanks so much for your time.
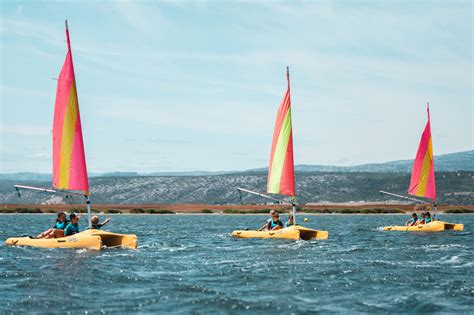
[303,208,404,214]
[1,207,473,214]
[223,209,271,214]
[129,208,175,214]
[0,207,175,214]
[443,208,474,214]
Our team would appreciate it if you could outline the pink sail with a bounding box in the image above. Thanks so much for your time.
[408,104,436,201]
[52,21,89,194]
[267,67,295,196]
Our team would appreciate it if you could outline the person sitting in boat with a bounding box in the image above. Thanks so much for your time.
[415,212,426,225]
[285,213,294,228]
[424,212,432,224]
[90,215,111,230]
[64,213,80,237]
[260,210,283,231]
[405,213,418,226]
[36,212,69,239]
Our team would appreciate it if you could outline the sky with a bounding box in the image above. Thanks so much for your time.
[0,0,472,173]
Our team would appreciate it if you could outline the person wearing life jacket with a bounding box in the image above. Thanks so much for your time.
[259,209,283,231]
[36,212,69,239]
[405,213,418,226]
[424,212,432,224]
[90,215,111,230]
[415,212,426,225]
[285,213,294,228]
[64,213,80,237]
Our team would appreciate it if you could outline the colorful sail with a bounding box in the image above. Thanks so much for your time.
[267,67,296,196]
[52,21,89,194]
[408,104,436,201]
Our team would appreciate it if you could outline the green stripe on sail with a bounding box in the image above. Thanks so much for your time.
[268,108,292,194]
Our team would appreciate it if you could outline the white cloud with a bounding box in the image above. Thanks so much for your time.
[1,123,50,136]
[0,18,63,48]
[113,0,168,35]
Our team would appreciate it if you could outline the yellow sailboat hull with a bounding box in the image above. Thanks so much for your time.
[383,221,464,232]
[5,229,137,250]
[231,225,329,240]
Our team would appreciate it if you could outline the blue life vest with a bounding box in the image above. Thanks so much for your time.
[425,217,432,223]
[64,223,79,236]
[54,220,68,230]
[268,219,282,229]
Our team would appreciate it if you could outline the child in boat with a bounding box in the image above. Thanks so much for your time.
[91,215,111,230]
[415,212,426,225]
[259,209,283,231]
[285,213,294,228]
[405,213,418,226]
[424,212,432,224]
[36,212,69,239]
[64,213,80,237]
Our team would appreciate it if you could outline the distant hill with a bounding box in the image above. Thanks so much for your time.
[1,150,472,181]
[295,150,474,173]
[245,150,474,173]
[0,171,472,205]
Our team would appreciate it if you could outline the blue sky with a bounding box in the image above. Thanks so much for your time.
[0,0,472,173]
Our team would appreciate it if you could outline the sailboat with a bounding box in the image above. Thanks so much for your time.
[5,20,137,249]
[231,68,328,240]
[382,104,463,232]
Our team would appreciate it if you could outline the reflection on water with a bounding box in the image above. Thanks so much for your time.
[0,214,472,313]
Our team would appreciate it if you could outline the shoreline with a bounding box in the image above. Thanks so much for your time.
[1,203,473,215]
[1,212,473,216]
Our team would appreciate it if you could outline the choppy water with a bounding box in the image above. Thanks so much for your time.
[0,214,473,314]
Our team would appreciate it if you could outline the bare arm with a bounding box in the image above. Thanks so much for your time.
[258,221,270,231]
[100,218,111,226]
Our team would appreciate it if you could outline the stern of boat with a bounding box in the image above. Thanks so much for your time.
[292,226,329,240]
[442,222,464,231]
[89,230,138,249]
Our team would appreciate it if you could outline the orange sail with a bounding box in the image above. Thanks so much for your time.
[52,21,89,194]
[408,104,436,201]
[267,67,295,196]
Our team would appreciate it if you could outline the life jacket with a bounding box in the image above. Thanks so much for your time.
[64,223,79,236]
[425,217,432,223]
[54,220,69,230]
[268,219,282,229]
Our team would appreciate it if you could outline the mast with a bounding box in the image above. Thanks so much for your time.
[407,103,437,219]
[266,66,296,222]
[13,20,92,228]
[237,67,297,224]
[62,19,92,228]
[287,67,297,224]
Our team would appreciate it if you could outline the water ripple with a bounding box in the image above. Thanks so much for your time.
[0,214,473,313]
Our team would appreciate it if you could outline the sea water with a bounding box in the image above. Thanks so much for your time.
[0,214,473,313]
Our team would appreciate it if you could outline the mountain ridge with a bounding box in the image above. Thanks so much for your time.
[1,150,472,181]
[1,171,472,205]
